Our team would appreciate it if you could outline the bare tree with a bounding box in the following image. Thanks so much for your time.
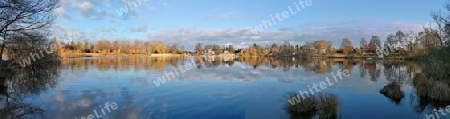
[112,40,119,52]
[228,45,234,53]
[430,2,450,48]
[385,34,396,48]
[341,38,354,54]
[369,36,382,49]
[194,43,203,54]
[170,43,180,54]
[340,38,352,49]
[143,41,152,55]
[395,31,407,48]
[0,0,60,59]
[360,38,367,49]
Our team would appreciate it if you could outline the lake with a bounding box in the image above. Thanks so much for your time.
[1,56,449,119]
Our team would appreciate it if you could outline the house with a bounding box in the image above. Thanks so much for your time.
[364,45,376,53]
[206,49,214,55]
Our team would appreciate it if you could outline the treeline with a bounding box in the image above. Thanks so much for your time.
[63,40,186,54]
[230,29,442,58]
[193,43,235,55]
[62,40,241,56]
[217,37,377,57]
[59,26,443,58]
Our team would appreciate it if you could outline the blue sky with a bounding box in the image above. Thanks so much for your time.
[52,0,447,49]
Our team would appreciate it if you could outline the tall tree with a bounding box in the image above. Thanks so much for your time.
[132,40,142,53]
[341,38,354,54]
[228,45,234,53]
[271,43,280,53]
[369,36,382,49]
[360,38,367,49]
[143,41,152,55]
[281,41,294,53]
[170,43,180,54]
[431,5,449,47]
[395,30,406,48]
[194,43,203,54]
[75,41,83,52]
[93,41,102,53]
[314,40,330,54]
[119,41,128,53]
[249,43,261,55]
[212,44,221,54]
[341,38,352,49]
[103,40,111,52]
[83,40,90,52]
[385,34,396,48]
[419,28,442,50]
[151,41,167,53]
[112,40,119,52]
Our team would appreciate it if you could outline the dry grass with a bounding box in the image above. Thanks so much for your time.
[284,93,317,116]
[316,93,340,119]
[284,93,340,119]
[413,73,450,101]
[427,81,450,101]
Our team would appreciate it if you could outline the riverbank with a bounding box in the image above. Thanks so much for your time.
[58,53,190,58]
[57,53,411,61]
[58,53,237,59]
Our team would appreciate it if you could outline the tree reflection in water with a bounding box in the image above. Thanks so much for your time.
[0,58,60,119]
[373,60,450,114]
[2,55,450,118]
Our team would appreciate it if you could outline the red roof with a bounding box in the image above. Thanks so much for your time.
[364,45,376,52]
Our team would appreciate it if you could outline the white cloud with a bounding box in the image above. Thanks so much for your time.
[78,1,93,13]
[159,0,169,7]
[55,7,72,19]
[50,24,129,43]
[142,20,425,49]
[130,24,148,32]
[278,27,296,31]
[59,0,129,20]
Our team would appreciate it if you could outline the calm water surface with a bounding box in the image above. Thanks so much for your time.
[4,56,450,119]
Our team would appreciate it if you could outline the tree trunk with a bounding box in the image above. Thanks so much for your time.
[0,42,4,60]
[0,32,5,60]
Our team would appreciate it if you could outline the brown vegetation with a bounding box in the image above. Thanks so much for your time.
[284,93,340,119]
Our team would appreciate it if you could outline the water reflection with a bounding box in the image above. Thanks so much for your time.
[61,56,368,75]
[1,56,450,118]
[0,58,60,119]
[61,56,188,71]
